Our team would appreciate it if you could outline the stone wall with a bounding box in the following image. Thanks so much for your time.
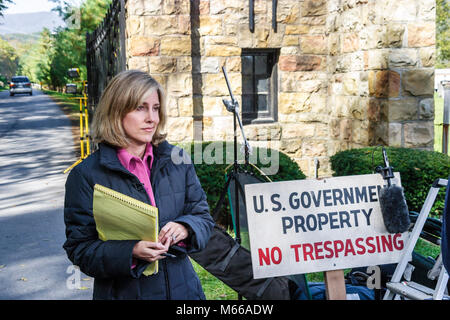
[125,0,435,178]
[326,0,435,162]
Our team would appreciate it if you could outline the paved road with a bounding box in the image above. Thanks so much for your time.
[0,89,93,299]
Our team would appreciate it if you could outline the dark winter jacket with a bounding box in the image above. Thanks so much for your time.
[441,180,449,274]
[63,141,214,300]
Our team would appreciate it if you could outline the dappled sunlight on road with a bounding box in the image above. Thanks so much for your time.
[0,90,92,299]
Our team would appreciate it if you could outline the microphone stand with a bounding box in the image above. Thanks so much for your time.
[220,66,252,300]
[375,147,394,186]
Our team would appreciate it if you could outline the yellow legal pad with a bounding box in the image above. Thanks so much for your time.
[92,184,159,276]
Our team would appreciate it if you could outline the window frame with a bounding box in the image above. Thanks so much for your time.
[241,48,279,125]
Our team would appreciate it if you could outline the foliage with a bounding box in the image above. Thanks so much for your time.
[176,141,306,228]
[0,36,19,78]
[0,0,13,17]
[437,0,450,68]
[330,147,450,218]
[18,0,111,90]
[19,29,50,84]
[1,33,39,58]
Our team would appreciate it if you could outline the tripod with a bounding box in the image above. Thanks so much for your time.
[210,68,311,300]
[210,67,256,300]
[212,67,252,241]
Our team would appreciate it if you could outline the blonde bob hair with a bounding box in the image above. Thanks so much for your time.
[92,70,167,148]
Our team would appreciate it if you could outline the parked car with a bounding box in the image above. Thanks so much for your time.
[9,76,33,96]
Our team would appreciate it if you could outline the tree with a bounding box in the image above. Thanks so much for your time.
[19,0,111,90]
[50,0,111,87]
[0,37,19,78]
[19,29,54,85]
[0,0,13,17]
[436,0,450,68]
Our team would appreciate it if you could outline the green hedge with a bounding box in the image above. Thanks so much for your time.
[330,147,450,217]
[177,141,306,227]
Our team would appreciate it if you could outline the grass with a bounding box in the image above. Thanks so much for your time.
[42,89,83,113]
[414,237,441,258]
[191,258,239,300]
[434,92,450,155]
[40,88,444,299]
[191,227,240,300]
[192,229,442,299]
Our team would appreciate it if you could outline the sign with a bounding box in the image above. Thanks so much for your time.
[244,173,410,279]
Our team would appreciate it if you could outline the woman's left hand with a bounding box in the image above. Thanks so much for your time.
[159,222,189,246]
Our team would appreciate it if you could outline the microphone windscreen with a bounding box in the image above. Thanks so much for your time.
[379,185,411,233]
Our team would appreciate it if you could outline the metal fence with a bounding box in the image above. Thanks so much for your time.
[86,0,126,111]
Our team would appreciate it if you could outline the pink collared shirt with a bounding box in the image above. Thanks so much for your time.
[117,143,156,270]
[116,143,156,207]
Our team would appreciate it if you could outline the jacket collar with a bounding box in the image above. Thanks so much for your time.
[98,141,172,173]
[152,140,172,161]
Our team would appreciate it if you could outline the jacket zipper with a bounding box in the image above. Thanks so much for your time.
[101,143,174,298]
[163,259,171,300]
[150,157,171,300]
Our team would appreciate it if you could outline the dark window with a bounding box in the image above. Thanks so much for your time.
[241,49,278,125]
[12,76,30,83]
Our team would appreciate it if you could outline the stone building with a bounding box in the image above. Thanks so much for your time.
[125,0,435,177]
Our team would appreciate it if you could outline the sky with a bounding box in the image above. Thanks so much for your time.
[4,0,83,14]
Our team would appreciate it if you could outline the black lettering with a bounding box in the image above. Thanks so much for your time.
[332,189,344,205]
[306,214,318,231]
[317,213,329,230]
[271,194,282,212]
[355,186,368,203]
[343,187,355,204]
[281,217,293,234]
[329,212,339,229]
[310,190,322,207]
[323,189,333,206]
[339,211,351,228]
[253,195,264,213]
[377,185,383,198]
[362,208,372,226]
[294,215,307,232]
[289,192,300,209]
[300,192,311,208]
[350,209,360,227]
[368,185,378,202]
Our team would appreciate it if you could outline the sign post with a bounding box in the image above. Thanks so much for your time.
[244,173,410,299]
[443,82,450,155]
[324,269,346,300]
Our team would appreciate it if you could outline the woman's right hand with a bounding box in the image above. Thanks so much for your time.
[132,241,169,262]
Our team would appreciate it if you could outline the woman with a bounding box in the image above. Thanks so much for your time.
[63,70,214,300]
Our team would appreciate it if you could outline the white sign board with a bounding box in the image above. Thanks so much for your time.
[244,173,410,279]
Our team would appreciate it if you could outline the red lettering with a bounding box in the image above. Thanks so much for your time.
[258,248,271,266]
[344,239,356,256]
[271,247,283,264]
[286,235,403,264]
[393,233,404,250]
[324,241,334,258]
[366,237,376,253]
[355,237,366,255]
[381,234,393,252]
[290,244,302,262]
[376,235,381,253]
[314,242,324,260]
[302,243,315,261]
[333,240,344,258]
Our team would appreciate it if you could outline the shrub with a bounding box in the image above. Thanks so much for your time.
[177,141,306,227]
[330,147,450,217]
